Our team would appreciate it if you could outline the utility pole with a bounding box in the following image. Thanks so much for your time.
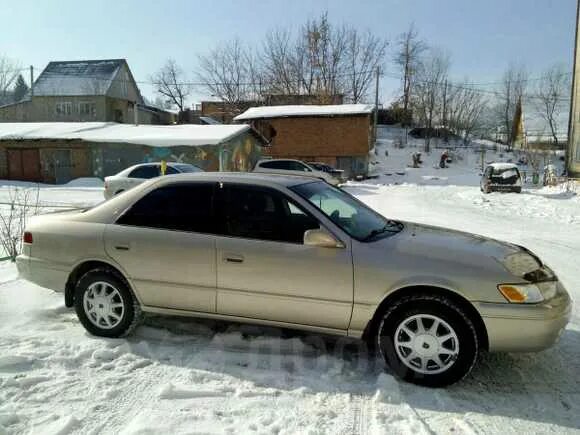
[29,66,34,98]
[373,66,380,145]
[442,79,448,143]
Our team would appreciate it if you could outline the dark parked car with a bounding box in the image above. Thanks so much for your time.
[481,163,522,194]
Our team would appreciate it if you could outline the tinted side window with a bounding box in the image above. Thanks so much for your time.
[290,162,311,172]
[129,165,159,179]
[117,183,214,233]
[164,165,179,175]
[260,160,289,170]
[222,185,319,244]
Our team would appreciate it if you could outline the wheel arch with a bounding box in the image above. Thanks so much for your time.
[65,259,133,308]
[363,285,489,351]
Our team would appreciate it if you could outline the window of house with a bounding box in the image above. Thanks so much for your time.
[221,185,319,244]
[116,183,215,233]
[79,102,96,117]
[55,102,73,116]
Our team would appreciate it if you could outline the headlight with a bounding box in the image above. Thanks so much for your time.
[502,252,540,277]
[498,284,544,303]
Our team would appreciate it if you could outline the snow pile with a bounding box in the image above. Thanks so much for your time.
[234,104,373,120]
[0,122,251,147]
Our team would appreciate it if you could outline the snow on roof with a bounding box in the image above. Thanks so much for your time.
[234,104,374,121]
[33,60,125,97]
[488,162,518,170]
[0,122,252,147]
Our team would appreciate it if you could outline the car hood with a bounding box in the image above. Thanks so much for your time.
[376,221,541,280]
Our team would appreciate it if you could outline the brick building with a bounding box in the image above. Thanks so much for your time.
[234,104,373,177]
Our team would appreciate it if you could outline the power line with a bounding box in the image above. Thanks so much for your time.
[19,67,572,102]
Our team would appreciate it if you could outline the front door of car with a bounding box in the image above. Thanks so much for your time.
[104,182,218,313]
[214,183,353,330]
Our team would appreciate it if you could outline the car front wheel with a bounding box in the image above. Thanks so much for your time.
[74,268,141,338]
[377,294,479,387]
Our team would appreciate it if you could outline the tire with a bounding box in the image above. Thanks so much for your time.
[513,187,522,194]
[377,294,478,387]
[74,268,141,338]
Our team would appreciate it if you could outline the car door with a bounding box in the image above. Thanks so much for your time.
[104,182,218,312]
[214,183,353,330]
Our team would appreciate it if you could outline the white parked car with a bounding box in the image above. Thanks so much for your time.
[104,162,203,199]
[253,159,340,185]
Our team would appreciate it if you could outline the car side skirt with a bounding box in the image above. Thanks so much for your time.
[141,305,350,338]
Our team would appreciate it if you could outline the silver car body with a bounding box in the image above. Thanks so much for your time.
[253,159,341,186]
[17,173,571,352]
[103,162,202,199]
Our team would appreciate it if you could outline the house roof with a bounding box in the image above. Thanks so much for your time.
[234,104,374,121]
[0,122,255,147]
[33,59,130,97]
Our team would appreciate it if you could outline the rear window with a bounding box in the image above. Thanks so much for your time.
[492,168,519,178]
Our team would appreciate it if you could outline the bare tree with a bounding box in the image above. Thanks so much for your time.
[0,55,21,105]
[196,39,263,114]
[412,49,450,152]
[534,63,570,146]
[447,82,488,145]
[344,29,387,102]
[393,24,427,118]
[0,186,41,261]
[151,59,191,112]
[496,64,528,150]
[261,13,386,102]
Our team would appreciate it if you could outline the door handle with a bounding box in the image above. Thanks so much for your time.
[115,245,130,251]
[223,253,244,263]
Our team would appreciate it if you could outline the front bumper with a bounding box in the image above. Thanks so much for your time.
[16,255,68,292]
[477,281,572,352]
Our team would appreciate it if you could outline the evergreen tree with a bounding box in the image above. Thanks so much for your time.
[13,74,29,102]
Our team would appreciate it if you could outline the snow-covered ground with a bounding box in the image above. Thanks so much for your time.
[0,129,579,434]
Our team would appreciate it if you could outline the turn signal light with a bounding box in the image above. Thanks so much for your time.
[498,284,544,303]
[23,232,33,244]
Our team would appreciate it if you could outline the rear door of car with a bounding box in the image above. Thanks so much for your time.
[213,182,353,330]
[104,182,218,312]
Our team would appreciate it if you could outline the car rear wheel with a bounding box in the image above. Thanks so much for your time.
[74,269,141,338]
[377,294,478,387]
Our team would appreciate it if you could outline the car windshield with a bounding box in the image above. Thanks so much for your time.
[173,163,203,173]
[290,182,403,241]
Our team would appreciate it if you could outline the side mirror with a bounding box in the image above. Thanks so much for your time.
[304,229,344,248]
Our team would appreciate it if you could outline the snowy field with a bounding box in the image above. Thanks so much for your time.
[1,129,579,434]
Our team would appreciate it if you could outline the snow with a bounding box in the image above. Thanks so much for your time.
[0,131,579,434]
[0,122,252,147]
[33,60,123,97]
[233,104,373,121]
[488,162,519,170]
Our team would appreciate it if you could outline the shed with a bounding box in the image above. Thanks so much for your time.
[234,104,373,177]
[0,122,267,183]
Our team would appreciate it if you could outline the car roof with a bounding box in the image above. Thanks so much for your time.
[488,162,518,170]
[156,171,320,187]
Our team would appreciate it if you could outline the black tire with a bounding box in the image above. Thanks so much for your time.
[74,268,141,338]
[513,187,522,194]
[377,294,478,387]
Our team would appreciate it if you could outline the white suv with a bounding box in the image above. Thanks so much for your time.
[253,159,340,185]
[104,162,202,199]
